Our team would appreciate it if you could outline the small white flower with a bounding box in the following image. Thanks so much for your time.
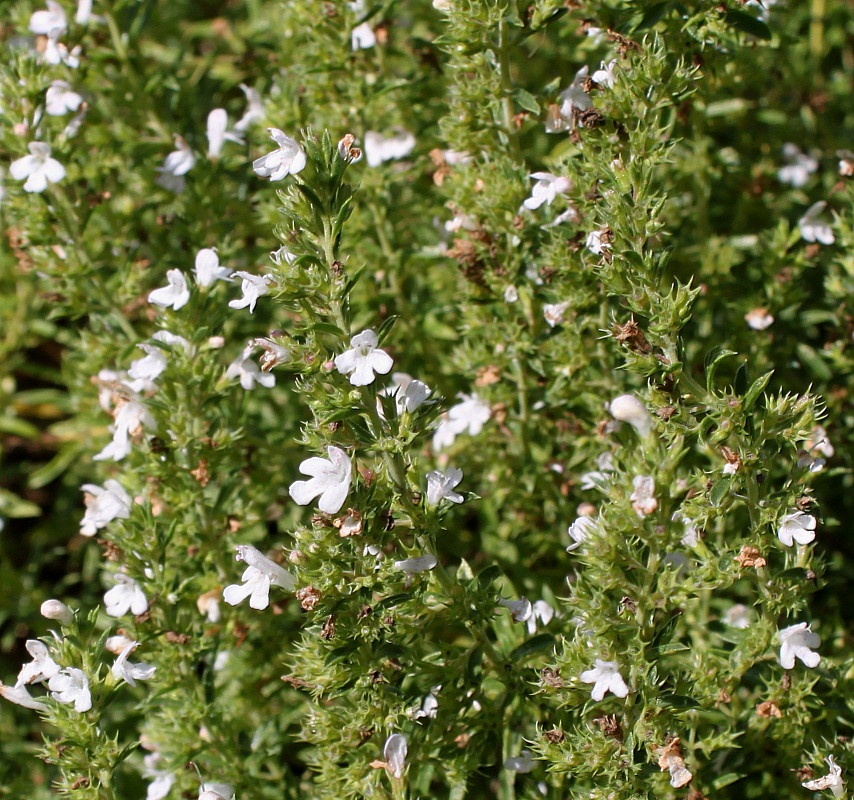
[385,373,431,413]
[543,300,570,327]
[105,634,136,655]
[40,599,73,626]
[777,143,818,188]
[0,681,48,712]
[432,393,491,450]
[364,130,416,167]
[156,136,195,192]
[559,66,593,115]
[143,753,175,800]
[75,0,92,24]
[45,80,83,116]
[104,574,148,617]
[579,659,629,701]
[196,591,221,623]
[29,0,67,35]
[445,212,477,232]
[111,641,156,686]
[673,511,699,547]
[566,515,597,552]
[526,600,554,635]
[744,307,774,330]
[778,622,821,669]
[234,84,265,132]
[591,59,618,88]
[16,640,60,686]
[580,452,616,490]
[199,783,234,800]
[148,269,190,311]
[630,475,657,517]
[504,750,536,773]
[10,142,65,193]
[384,733,408,778]
[499,597,533,623]
[226,346,275,390]
[804,425,834,459]
[609,394,652,437]
[503,285,519,303]
[80,479,131,536]
[252,128,306,180]
[222,544,295,610]
[799,201,835,245]
[93,395,154,462]
[393,554,438,573]
[802,756,845,797]
[585,228,611,255]
[425,468,464,506]
[228,271,275,313]
[206,108,244,159]
[128,330,190,382]
[724,604,751,629]
[193,248,232,287]
[48,667,92,712]
[334,329,393,386]
[288,445,352,514]
[777,511,817,547]
[351,21,376,49]
[524,172,571,210]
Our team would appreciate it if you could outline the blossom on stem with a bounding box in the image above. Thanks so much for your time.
[223,545,295,611]
[802,756,845,797]
[48,667,92,712]
[585,228,611,255]
[10,142,65,193]
[40,599,73,626]
[777,511,817,547]
[143,753,176,800]
[93,394,154,461]
[778,622,820,669]
[234,84,264,132]
[104,574,148,617]
[225,346,275,390]
[591,59,618,88]
[0,682,48,712]
[351,21,376,49]
[80,479,131,536]
[288,446,352,514]
[383,372,431,413]
[364,130,416,167]
[432,393,491,450]
[129,330,190,382]
[579,659,629,701]
[111,641,156,686]
[206,108,244,159]
[609,394,652,437]
[744,307,774,330]
[526,600,554,635]
[383,733,408,778]
[45,80,83,116]
[194,248,232,287]
[566,515,597,552]
[334,329,393,386]
[29,0,67,35]
[228,271,274,313]
[798,201,835,245]
[524,173,571,210]
[499,597,533,623]
[252,128,306,180]
[148,269,190,311]
[777,143,818,188]
[543,300,571,327]
[425,468,464,506]
[393,554,438,573]
[630,475,657,517]
[156,136,195,192]
[16,640,60,686]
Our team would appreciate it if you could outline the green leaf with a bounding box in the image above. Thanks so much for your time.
[376,593,412,610]
[709,476,733,507]
[724,10,772,40]
[704,346,738,391]
[633,2,672,31]
[509,634,554,661]
[712,773,746,789]
[476,565,502,589]
[375,314,399,345]
[743,370,774,412]
[512,88,540,115]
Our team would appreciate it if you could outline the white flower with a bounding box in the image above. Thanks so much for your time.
[63,105,88,137]
[445,212,477,232]
[289,446,352,514]
[609,394,652,437]
[49,667,92,712]
[10,142,66,193]
[499,597,533,623]
[543,300,570,327]
[777,143,818,188]
[673,511,699,547]
[196,591,221,623]
[30,0,67,35]
[566,515,597,552]
[223,544,295,610]
[579,659,629,701]
[40,599,73,626]
[104,574,148,617]
[128,330,190,382]
[591,59,618,88]
[802,756,845,797]
[41,34,81,68]
[804,425,834,459]
[156,136,195,192]
[111,641,156,686]
[503,285,519,303]
[778,511,817,547]
[93,395,154,461]
[252,128,306,180]
[194,248,232,287]
[364,130,416,167]
[580,451,616,490]
[559,66,593,115]
[838,149,854,177]
[234,84,264,132]
[744,307,774,330]
[334,329,393,386]
[778,622,821,669]
[504,751,536,773]
[45,80,82,116]
[199,783,235,800]
[724,604,751,629]
[143,754,175,800]
[351,21,376,49]
[630,475,657,517]
[16,640,60,686]
[0,681,48,712]
[385,373,431,413]
[585,228,611,254]
[250,336,290,372]
[526,600,554,635]
[799,201,835,245]
[384,733,408,778]
[523,172,571,210]
[105,634,136,654]
[432,393,491,450]
[228,271,275,313]
[393,554,438,573]
[206,108,244,159]
[426,468,464,506]
[412,689,439,720]
[75,0,92,24]
[148,269,190,311]
[80,479,131,536]
[226,346,275,390]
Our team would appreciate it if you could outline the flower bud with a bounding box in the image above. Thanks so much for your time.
[608,394,653,437]
[40,599,73,626]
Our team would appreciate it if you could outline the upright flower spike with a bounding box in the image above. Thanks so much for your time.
[425,468,464,506]
[523,172,572,210]
[778,511,817,547]
[288,445,353,514]
[80,479,132,536]
[222,544,295,611]
[579,659,629,701]
[778,622,821,669]
[334,330,393,386]
[48,667,92,712]
[104,574,148,617]
[10,142,66,193]
[252,128,306,180]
